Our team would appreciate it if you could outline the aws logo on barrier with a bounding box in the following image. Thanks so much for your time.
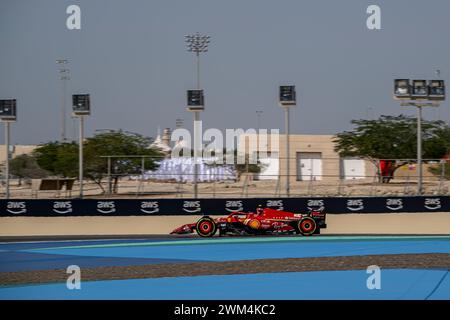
[225,200,243,212]
[96,201,116,214]
[424,198,441,210]
[6,201,27,214]
[266,200,284,211]
[140,201,159,214]
[347,199,364,211]
[307,199,325,211]
[386,199,403,211]
[183,201,201,213]
[53,201,73,214]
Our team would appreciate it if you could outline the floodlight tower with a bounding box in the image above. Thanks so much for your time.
[0,99,17,199]
[256,110,263,131]
[279,86,297,197]
[72,94,91,199]
[394,78,446,195]
[176,118,184,129]
[185,33,210,89]
[56,59,70,142]
[185,33,210,198]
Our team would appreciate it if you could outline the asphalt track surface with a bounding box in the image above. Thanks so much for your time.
[1,235,450,299]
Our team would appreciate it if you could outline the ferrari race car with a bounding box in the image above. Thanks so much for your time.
[170,207,327,237]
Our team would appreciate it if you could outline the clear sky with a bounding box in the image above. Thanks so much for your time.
[1,0,449,145]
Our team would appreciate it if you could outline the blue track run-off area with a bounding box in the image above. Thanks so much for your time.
[0,236,450,300]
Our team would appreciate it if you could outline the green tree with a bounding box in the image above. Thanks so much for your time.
[33,142,78,178]
[334,115,450,181]
[84,130,163,193]
[9,154,49,185]
[33,131,164,193]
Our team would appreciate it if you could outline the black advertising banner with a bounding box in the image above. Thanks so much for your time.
[0,196,449,217]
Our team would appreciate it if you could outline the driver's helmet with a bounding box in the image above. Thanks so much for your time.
[256,205,264,215]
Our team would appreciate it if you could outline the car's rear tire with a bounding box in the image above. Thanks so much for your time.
[196,216,217,237]
[297,217,317,236]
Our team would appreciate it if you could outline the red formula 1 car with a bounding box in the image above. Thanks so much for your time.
[170,207,327,237]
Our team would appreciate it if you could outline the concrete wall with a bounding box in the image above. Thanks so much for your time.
[239,134,375,182]
[280,134,339,182]
[1,213,449,237]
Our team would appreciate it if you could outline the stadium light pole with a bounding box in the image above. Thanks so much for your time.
[256,110,263,160]
[0,99,17,199]
[72,94,91,199]
[4,122,10,198]
[284,107,290,196]
[394,79,446,195]
[79,115,85,198]
[56,59,70,142]
[256,110,263,131]
[185,33,210,198]
[176,118,184,129]
[279,86,296,197]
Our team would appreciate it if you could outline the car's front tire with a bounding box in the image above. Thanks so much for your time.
[196,216,217,237]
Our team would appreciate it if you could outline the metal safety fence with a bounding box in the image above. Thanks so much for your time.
[0,156,449,199]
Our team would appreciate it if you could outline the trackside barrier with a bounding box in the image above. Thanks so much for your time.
[1,196,449,216]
